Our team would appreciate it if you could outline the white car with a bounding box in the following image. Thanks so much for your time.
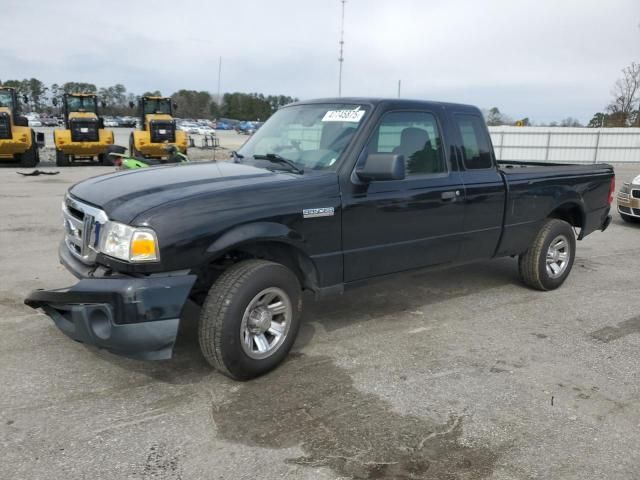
[178,123,200,134]
[196,125,215,136]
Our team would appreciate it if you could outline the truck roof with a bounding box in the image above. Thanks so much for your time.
[289,97,481,114]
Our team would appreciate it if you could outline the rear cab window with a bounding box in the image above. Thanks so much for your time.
[453,114,494,169]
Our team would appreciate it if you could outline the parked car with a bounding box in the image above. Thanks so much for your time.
[616,174,640,222]
[25,98,614,381]
[178,122,200,134]
[103,117,119,128]
[196,125,216,136]
[39,116,60,127]
[116,117,137,128]
[236,121,258,134]
[26,114,42,127]
[214,121,232,130]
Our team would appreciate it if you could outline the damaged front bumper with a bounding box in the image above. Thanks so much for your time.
[25,250,196,360]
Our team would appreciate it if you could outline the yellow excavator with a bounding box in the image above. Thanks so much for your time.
[0,87,44,167]
[53,93,114,166]
[129,96,187,158]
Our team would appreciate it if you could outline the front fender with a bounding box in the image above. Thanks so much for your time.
[206,221,307,257]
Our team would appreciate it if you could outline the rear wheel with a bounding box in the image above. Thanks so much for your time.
[620,212,640,223]
[19,133,39,167]
[199,260,302,380]
[56,149,70,166]
[518,219,576,291]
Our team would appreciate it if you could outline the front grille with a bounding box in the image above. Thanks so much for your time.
[70,118,99,142]
[63,196,108,265]
[634,208,640,216]
[150,120,176,143]
[632,190,640,199]
[619,206,632,214]
[0,113,11,139]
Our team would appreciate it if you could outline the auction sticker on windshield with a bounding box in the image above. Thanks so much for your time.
[322,107,365,123]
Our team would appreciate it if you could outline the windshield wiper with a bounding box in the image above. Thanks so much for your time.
[252,153,304,174]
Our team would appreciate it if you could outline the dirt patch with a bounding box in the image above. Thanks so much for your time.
[140,442,183,480]
[211,354,499,479]
[590,315,640,343]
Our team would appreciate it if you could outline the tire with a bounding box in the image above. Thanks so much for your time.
[620,213,640,223]
[99,153,113,166]
[56,149,70,166]
[199,259,302,380]
[19,133,39,167]
[129,134,142,158]
[518,219,576,291]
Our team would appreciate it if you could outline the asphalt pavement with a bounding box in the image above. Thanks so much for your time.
[1,163,639,479]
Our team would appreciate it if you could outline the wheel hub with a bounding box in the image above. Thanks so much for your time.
[247,306,272,334]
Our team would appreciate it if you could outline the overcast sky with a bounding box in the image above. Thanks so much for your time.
[3,0,639,122]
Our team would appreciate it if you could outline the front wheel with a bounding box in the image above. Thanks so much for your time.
[56,149,70,166]
[199,260,302,380]
[18,133,39,167]
[518,219,576,291]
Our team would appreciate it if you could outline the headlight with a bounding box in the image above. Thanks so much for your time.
[99,221,159,262]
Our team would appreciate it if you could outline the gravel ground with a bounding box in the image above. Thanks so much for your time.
[1,163,639,480]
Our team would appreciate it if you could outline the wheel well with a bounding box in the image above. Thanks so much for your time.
[191,241,319,304]
[548,203,584,231]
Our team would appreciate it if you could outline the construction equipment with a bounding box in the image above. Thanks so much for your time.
[53,93,114,166]
[129,96,187,158]
[0,87,44,167]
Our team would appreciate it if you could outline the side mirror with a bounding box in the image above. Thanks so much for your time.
[52,98,58,107]
[101,101,107,109]
[173,102,178,111]
[22,95,29,103]
[356,153,405,181]
[129,101,135,109]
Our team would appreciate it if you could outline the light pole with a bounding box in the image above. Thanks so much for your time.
[338,0,346,97]
[217,56,222,107]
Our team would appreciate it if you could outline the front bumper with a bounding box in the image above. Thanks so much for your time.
[617,188,640,218]
[25,251,196,360]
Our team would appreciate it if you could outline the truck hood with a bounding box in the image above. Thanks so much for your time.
[69,162,296,224]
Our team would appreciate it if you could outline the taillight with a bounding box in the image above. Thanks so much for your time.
[608,176,615,205]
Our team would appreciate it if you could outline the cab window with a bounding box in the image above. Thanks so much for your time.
[454,114,494,169]
[367,111,446,176]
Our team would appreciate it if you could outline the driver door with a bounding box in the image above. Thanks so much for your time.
[341,109,466,282]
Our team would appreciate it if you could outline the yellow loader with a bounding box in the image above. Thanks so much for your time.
[53,93,114,166]
[129,96,187,158]
[0,87,44,167]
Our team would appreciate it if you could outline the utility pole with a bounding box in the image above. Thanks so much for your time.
[338,0,346,97]
[398,80,401,98]
[216,56,222,107]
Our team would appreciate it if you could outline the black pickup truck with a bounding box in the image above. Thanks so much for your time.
[26,98,615,379]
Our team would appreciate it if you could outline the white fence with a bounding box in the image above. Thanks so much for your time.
[488,126,640,164]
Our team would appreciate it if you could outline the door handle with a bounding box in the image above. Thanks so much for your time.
[441,190,460,201]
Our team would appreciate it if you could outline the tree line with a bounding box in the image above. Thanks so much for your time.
[0,78,298,121]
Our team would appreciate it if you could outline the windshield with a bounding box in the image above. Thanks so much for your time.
[237,103,369,171]
[143,99,172,115]
[0,90,15,110]
[66,96,97,113]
